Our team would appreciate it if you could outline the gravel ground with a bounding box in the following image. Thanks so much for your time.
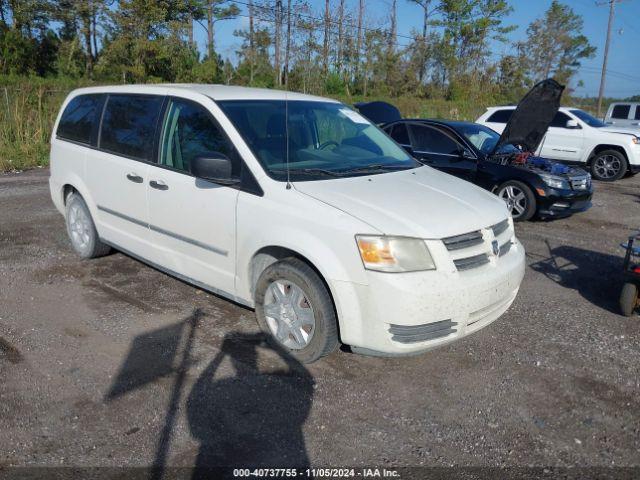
[0,168,639,477]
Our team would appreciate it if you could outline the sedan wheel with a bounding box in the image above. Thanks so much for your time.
[496,180,536,222]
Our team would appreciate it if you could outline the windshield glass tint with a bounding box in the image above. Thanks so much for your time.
[570,109,606,128]
[217,100,418,180]
[456,123,518,154]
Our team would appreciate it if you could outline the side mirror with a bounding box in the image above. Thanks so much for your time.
[565,119,580,129]
[190,154,239,185]
[461,149,475,159]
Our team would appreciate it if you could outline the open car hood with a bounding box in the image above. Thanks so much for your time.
[353,101,402,125]
[492,79,565,155]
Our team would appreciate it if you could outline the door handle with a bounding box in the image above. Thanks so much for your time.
[126,173,143,183]
[149,180,169,191]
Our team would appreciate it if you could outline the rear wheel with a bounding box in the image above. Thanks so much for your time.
[254,258,339,363]
[591,150,627,181]
[497,180,536,222]
[65,193,111,259]
[620,282,639,317]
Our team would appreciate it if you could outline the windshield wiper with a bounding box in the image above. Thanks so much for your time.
[339,164,414,174]
[271,168,344,177]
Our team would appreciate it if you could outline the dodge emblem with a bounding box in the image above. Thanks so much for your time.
[492,240,500,257]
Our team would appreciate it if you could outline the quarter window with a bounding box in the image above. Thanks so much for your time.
[410,125,460,155]
[486,109,513,124]
[159,98,240,176]
[57,94,105,145]
[611,104,631,120]
[100,94,163,161]
[635,106,640,121]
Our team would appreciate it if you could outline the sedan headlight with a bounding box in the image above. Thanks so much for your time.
[540,174,569,190]
[356,235,436,272]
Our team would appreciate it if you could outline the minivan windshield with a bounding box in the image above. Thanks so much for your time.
[570,109,606,128]
[217,100,419,181]
[455,123,519,155]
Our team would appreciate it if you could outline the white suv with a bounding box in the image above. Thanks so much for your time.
[477,106,640,181]
[50,85,525,362]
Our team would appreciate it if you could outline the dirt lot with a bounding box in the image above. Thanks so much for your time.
[1,168,639,476]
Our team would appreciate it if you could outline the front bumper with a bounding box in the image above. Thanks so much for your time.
[331,237,526,355]
[537,188,593,218]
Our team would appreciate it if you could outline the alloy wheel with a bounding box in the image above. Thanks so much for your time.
[263,280,316,350]
[593,154,622,179]
[498,185,527,219]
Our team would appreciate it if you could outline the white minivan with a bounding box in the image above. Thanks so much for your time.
[49,85,525,362]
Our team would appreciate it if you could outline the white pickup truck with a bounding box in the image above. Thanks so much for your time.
[477,106,640,181]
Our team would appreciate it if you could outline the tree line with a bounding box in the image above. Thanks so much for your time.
[0,0,596,103]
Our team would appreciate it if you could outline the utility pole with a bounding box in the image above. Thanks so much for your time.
[597,0,619,117]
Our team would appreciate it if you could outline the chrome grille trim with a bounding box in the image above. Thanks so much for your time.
[491,218,510,237]
[454,253,490,271]
[442,230,483,251]
[389,319,458,344]
[570,176,589,190]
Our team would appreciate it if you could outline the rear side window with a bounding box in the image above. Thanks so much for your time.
[486,109,513,123]
[57,94,105,145]
[100,94,163,161]
[635,106,640,121]
[611,104,631,119]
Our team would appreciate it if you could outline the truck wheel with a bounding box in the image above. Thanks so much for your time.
[254,258,339,363]
[591,150,627,181]
[65,193,111,259]
[620,282,639,317]
[497,180,536,222]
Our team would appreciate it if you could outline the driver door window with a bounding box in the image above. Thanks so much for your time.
[160,98,240,177]
[409,124,475,180]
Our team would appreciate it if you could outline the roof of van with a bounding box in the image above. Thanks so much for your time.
[67,84,337,103]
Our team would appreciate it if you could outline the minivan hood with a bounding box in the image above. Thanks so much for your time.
[493,79,565,154]
[294,166,508,239]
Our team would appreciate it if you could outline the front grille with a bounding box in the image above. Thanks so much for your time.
[570,176,589,190]
[454,253,490,271]
[499,241,512,257]
[442,230,483,251]
[389,319,458,344]
[492,219,509,237]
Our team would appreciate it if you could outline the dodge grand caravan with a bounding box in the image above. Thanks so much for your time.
[49,85,525,362]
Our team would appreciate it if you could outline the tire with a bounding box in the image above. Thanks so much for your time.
[254,257,339,363]
[620,282,638,317]
[496,180,537,222]
[65,193,111,259]
[590,149,627,182]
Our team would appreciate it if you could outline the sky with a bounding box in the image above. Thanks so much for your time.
[193,0,639,99]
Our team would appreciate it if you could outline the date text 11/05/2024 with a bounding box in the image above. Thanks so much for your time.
[232,468,400,478]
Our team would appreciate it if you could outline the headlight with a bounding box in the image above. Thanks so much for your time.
[356,235,436,272]
[540,174,569,190]
[632,136,639,145]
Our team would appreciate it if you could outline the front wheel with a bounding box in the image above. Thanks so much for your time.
[497,180,536,222]
[591,150,627,181]
[254,258,339,363]
[620,282,639,317]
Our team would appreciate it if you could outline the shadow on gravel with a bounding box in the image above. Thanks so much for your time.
[106,311,314,479]
[187,332,314,477]
[529,241,623,314]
